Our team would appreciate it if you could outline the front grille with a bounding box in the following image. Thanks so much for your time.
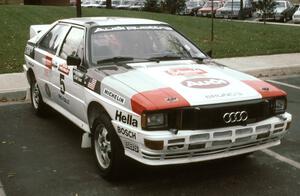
[167,99,273,130]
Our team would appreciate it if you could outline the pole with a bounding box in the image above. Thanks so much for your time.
[76,0,82,17]
[231,0,233,20]
[211,0,214,42]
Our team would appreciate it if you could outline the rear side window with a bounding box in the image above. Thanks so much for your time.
[39,24,69,54]
[60,27,85,60]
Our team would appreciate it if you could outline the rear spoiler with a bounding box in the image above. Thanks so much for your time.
[30,25,51,39]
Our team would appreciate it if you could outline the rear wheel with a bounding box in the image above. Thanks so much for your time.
[92,114,125,180]
[30,80,48,117]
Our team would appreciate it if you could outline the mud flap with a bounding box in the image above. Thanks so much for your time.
[81,132,91,148]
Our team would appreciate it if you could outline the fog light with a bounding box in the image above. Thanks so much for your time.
[144,139,164,150]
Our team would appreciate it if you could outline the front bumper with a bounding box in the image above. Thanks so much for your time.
[113,112,291,166]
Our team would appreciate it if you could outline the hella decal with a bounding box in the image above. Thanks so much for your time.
[103,88,125,104]
[166,68,206,76]
[115,110,138,127]
[117,126,136,140]
[182,78,229,89]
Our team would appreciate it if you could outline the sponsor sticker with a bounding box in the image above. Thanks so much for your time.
[87,78,97,91]
[73,69,85,85]
[58,64,70,75]
[58,94,70,104]
[117,126,136,140]
[94,26,172,33]
[124,141,139,153]
[205,92,243,99]
[166,68,206,76]
[164,97,179,103]
[115,110,138,127]
[45,56,52,70]
[181,78,229,89]
[45,83,51,98]
[103,88,125,105]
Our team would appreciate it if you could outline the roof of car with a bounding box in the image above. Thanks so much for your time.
[59,17,167,27]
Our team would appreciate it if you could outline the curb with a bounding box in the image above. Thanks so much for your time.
[0,64,299,102]
[242,65,300,78]
[0,88,29,103]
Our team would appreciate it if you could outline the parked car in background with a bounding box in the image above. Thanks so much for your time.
[129,1,145,10]
[97,0,107,8]
[81,1,93,7]
[198,0,224,16]
[181,0,205,16]
[257,0,297,22]
[216,0,253,19]
[112,0,121,8]
[292,5,300,23]
[116,0,134,9]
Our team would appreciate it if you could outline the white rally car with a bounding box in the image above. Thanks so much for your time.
[24,17,292,179]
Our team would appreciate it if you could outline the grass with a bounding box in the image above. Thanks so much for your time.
[0,5,300,73]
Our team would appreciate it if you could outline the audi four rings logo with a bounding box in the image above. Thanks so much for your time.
[223,111,248,123]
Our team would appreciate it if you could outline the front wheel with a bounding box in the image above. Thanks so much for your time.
[92,114,125,180]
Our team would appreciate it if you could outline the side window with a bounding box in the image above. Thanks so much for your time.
[39,24,69,54]
[60,27,85,61]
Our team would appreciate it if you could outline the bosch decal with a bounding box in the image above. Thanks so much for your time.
[124,141,139,153]
[103,88,125,104]
[117,126,136,140]
[182,78,229,89]
[166,68,206,76]
[115,110,138,127]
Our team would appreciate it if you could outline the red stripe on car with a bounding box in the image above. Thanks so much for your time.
[242,80,287,98]
[131,88,190,115]
[45,56,52,69]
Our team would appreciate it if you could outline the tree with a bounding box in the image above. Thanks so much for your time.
[106,0,112,9]
[161,0,186,15]
[256,0,277,24]
[144,0,160,12]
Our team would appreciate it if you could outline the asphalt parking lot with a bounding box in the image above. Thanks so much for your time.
[0,76,300,196]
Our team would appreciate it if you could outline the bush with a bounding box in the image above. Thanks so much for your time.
[161,0,186,15]
[144,0,160,12]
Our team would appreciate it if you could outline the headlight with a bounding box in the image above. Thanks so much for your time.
[142,113,168,130]
[274,97,287,114]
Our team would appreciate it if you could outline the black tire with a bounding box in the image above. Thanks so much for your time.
[92,114,126,180]
[30,80,48,117]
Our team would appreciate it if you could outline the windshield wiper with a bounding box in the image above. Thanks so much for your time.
[97,56,134,64]
[148,55,183,62]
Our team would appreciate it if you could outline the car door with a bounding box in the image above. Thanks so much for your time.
[51,26,87,122]
[34,24,70,105]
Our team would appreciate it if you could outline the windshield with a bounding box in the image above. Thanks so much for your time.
[276,2,286,8]
[89,25,206,65]
[187,2,199,7]
[224,2,240,8]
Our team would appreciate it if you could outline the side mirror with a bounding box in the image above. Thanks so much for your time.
[67,55,81,66]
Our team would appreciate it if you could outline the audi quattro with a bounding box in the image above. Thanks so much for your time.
[24,17,292,179]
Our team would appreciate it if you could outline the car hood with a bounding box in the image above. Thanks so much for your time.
[218,7,240,11]
[92,60,286,114]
